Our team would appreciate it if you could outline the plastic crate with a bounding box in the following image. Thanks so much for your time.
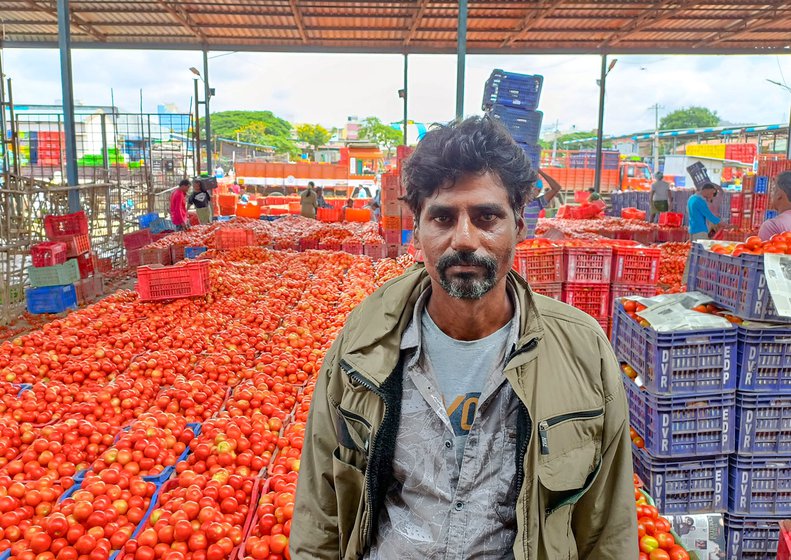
[725,514,782,560]
[729,455,791,515]
[482,71,543,111]
[514,246,563,283]
[563,247,613,284]
[736,324,791,392]
[72,252,96,279]
[658,212,684,227]
[489,106,544,144]
[687,161,711,189]
[779,520,791,560]
[735,393,791,455]
[657,227,689,243]
[340,241,364,255]
[561,283,610,320]
[184,246,208,259]
[517,143,541,170]
[136,261,211,302]
[27,259,80,287]
[44,210,89,239]
[170,245,185,263]
[317,207,342,222]
[756,176,769,193]
[609,285,657,317]
[25,285,78,314]
[127,248,142,268]
[687,243,784,322]
[74,275,104,305]
[122,229,153,251]
[30,241,67,267]
[54,233,91,258]
[236,203,262,219]
[318,241,342,251]
[138,212,159,229]
[363,243,387,260]
[299,239,319,251]
[138,246,172,266]
[623,374,736,458]
[531,282,562,301]
[611,303,737,396]
[215,228,256,250]
[632,446,728,514]
[611,245,661,286]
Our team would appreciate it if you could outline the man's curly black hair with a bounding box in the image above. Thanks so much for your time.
[400,115,538,220]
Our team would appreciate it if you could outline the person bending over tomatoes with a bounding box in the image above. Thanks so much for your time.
[291,116,638,560]
[759,170,791,241]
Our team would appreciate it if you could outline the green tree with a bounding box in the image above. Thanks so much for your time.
[295,124,332,159]
[359,117,403,156]
[235,122,299,159]
[539,130,602,150]
[659,107,720,130]
[210,110,292,139]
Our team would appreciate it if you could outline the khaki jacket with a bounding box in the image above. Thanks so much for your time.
[301,189,318,218]
[291,267,638,560]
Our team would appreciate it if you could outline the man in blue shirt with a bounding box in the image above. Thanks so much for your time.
[687,182,724,240]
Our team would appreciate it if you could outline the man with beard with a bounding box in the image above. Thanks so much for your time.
[291,116,637,560]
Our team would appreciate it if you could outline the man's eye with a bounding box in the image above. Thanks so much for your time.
[479,214,498,222]
[433,216,450,223]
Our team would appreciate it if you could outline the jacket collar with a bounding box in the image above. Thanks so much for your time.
[341,264,545,386]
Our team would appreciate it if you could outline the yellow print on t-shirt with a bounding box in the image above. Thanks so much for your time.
[446,392,481,436]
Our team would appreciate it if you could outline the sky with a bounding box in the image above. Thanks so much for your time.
[4,48,791,138]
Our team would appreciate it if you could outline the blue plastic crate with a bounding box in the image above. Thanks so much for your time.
[623,374,736,457]
[15,383,32,396]
[401,230,413,245]
[729,455,791,515]
[149,217,177,234]
[736,324,791,392]
[184,246,208,259]
[489,106,544,144]
[611,303,738,395]
[138,212,159,229]
[736,393,791,455]
[216,215,234,222]
[482,71,543,111]
[725,514,782,560]
[25,284,78,314]
[687,243,784,322]
[756,176,769,193]
[632,446,728,514]
[517,143,541,170]
[107,481,165,560]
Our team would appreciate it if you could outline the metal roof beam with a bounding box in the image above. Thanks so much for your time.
[404,0,430,45]
[289,0,308,42]
[694,3,789,46]
[600,0,698,48]
[500,0,567,47]
[20,0,106,40]
[154,0,208,42]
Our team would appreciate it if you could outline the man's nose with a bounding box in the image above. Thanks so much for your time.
[450,214,479,253]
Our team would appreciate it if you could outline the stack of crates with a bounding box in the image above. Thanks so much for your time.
[26,211,103,313]
[482,69,543,171]
[611,301,736,523]
[560,246,613,332]
[380,171,410,258]
[608,245,660,319]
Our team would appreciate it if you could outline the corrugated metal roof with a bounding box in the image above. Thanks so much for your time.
[2,0,791,53]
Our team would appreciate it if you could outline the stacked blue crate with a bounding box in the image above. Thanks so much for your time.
[482,70,543,171]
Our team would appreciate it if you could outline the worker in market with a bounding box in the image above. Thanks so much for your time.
[300,182,319,219]
[170,179,190,231]
[364,199,381,222]
[188,179,212,225]
[649,172,670,223]
[291,115,638,560]
[315,186,332,209]
[521,169,562,239]
[340,198,354,221]
[586,186,602,203]
[687,182,725,240]
[758,170,791,240]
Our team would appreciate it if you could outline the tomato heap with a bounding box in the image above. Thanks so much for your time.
[634,481,689,560]
[656,242,690,294]
[709,232,791,257]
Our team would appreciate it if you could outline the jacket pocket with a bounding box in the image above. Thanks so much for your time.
[332,446,368,559]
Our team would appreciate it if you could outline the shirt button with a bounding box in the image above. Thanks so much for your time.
[444,440,452,449]
[455,501,464,511]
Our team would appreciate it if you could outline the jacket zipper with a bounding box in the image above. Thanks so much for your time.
[538,408,604,455]
[506,338,537,499]
[339,359,389,549]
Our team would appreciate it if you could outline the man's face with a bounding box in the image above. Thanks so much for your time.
[771,185,789,211]
[414,172,524,300]
[701,188,716,203]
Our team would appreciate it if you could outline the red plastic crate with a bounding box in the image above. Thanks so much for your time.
[317,207,342,222]
[96,257,112,274]
[657,227,688,243]
[779,520,791,560]
[71,252,97,279]
[30,241,67,267]
[170,245,186,263]
[561,283,610,320]
[127,248,142,268]
[611,246,661,286]
[215,228,256,250]
[53,233,91,257]
[74,275,104,305]
[44,211,88,239]
[609,284,657,316]
[531,282,562,301]
[658,212,683,227]
[363,242,387,260]
[136,260,210,302]
[138,246,172,266]
[123,229,152,251]
[341,241,364,255]
[514,246,563,283]
[563,247,613,284]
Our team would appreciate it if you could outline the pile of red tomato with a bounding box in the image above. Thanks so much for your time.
[634,477,689,560]
[709,231,791,256]
[656,242,690,294]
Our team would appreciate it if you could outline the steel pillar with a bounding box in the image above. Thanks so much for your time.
[593,55,607,193]
[57,0,80,211]
[455,0,468,120]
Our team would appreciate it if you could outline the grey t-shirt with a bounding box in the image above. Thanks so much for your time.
[651,179,670,201]
[421,310,513,465]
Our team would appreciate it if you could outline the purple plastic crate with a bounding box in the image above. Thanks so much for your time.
[736,393,791,455]
[736,324,791,392]
[729,455,791,515]
[725,514,782,560]
[687,244,784,322]
[612,303,738,395]
[632,446,728,514]
[623,374,736,458]
[489,106,543,144]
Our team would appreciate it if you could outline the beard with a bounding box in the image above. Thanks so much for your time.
[436,251,499,300]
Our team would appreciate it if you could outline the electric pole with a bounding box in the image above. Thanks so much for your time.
[651,103,663,173]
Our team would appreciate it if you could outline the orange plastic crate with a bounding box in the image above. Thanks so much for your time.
[317,207,342,222]
[136,261,210,302]
[53,233,91,258]
[215,228,256,251]
[236,204,262,219]
[346,208,371,223]
[381,215,401,230]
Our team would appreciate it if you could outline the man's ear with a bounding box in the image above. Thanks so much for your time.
[412,226,421,250]
[516,209,526,238]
